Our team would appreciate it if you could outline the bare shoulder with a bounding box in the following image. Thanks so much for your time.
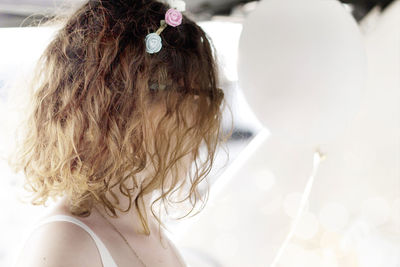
[15,219,103,267]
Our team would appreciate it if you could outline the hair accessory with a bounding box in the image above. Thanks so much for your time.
[168,0,186,12]
[145,32,163,54]
[165,8,182,27]
[145,1,185,54]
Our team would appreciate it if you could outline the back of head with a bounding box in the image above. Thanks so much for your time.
[9,0,232,234]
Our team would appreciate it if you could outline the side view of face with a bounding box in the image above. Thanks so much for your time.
[7,0,230,232]
[140,96,198,191]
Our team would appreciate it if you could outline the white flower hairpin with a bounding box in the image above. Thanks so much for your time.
[145,0,186,54]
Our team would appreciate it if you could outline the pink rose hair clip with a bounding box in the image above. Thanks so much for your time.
[145,0,186,54]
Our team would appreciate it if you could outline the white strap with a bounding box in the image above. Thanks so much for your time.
[35,215,118,267]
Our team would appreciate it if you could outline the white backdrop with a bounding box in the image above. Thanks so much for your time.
[0,1,399,266]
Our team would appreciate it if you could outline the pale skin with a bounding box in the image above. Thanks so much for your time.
[15,183,187,267]
[15,102,195,267]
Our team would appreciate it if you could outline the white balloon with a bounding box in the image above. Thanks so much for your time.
[238,0,367,146]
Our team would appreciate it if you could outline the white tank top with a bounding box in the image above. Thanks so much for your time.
[34,214,118,267]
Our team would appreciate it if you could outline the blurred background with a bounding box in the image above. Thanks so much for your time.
[0,0,399,266]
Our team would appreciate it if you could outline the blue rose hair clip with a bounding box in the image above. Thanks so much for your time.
[145,0,186,54]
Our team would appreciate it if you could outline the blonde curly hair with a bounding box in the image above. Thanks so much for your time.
[8,0,233,235]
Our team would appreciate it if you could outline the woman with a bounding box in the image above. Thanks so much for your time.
[9,0,232,266]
